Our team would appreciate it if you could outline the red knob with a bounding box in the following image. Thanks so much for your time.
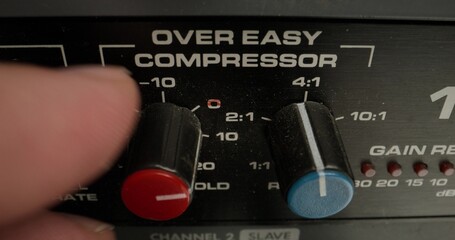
[121,169,191,221]
[122,103,201,221]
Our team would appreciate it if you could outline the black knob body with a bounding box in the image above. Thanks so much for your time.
[121,103,202,221]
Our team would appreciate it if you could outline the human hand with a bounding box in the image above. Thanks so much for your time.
[0,64,140,239]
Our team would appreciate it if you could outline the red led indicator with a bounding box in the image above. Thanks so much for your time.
[387,161,402,177]
[361,162,376,177]
[413,162,428,177]
[121,169,191,221]
[440,161,455,176]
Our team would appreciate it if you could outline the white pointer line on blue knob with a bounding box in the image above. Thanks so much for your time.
[297,103,327,197]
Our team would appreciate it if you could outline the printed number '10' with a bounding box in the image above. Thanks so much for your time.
[151,77,176,88]
[216,132,239,141]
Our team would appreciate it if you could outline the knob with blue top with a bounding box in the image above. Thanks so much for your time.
[269,101,354,219]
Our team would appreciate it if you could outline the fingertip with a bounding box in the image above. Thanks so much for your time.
[56,65,141,169]
[49,64,142,189]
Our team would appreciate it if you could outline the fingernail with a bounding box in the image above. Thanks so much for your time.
[63,214,115,234]
[94,223,116,233]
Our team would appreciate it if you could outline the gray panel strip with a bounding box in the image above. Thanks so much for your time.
[0,0,455,21]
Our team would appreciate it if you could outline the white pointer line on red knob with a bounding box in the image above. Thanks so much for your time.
[156,193,188,201]
[297,103,327,197]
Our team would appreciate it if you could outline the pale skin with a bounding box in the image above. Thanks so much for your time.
[0,64,141,240]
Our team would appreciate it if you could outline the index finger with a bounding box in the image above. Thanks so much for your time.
[0,64,140,225]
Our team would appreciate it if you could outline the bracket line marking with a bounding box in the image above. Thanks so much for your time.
[98,44,135,66]
[0,45,68,67]
[340,45,375,67]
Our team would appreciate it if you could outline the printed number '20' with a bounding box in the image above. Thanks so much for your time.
[376,179,399,187]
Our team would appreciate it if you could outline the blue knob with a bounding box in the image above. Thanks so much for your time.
[269,102,355,219]
[287,170,354,219]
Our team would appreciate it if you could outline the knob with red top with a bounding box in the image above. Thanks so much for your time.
[121,103,202,221]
